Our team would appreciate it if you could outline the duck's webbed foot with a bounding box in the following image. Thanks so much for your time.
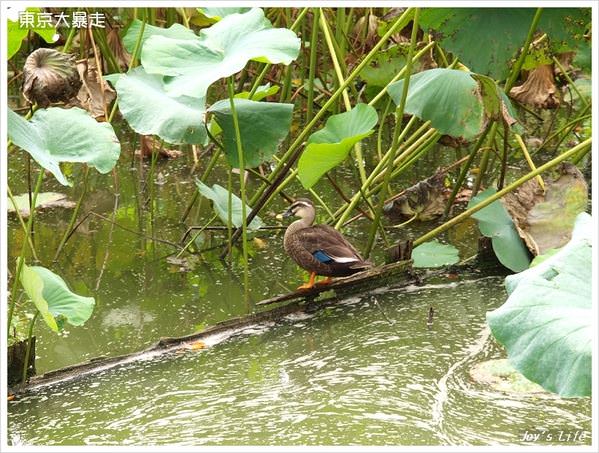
[317,276,333,286]
[297,272,316,290]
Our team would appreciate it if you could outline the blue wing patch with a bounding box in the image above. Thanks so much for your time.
[313,250,334,263]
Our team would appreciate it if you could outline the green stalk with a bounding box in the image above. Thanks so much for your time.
[306,8,320,123]
[376,98,393,160]
[54,166,89,261]
[6,185,38,261]
[248,7,415,207]
[472,122,498,195]
[227,77,249,297]
[553,56,590,109]
[364,8,420,257]
[539,105,591,151]
[20,311,39,388]
[129,20,146,68]
[332,118,425,225]
[108,19,146,124]
[515,133,545,190]
[413,138,591,247]
[229,8,415,254]
[62,25,77,53]
[178,7,190,28]
[443,125,492,217]
[8,169,44,339]
[177,214,218,258]
[180,148,222,223]
[91,27,120,75]
[365,132,441,201]
[505,8,543,91]
[227,168,233,257]
[320,10,366,186]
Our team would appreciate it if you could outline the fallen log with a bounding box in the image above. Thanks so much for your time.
[14,252,507,395]
[256,259,415,307]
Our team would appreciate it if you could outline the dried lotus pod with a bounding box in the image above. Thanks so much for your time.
[22,48,82,107]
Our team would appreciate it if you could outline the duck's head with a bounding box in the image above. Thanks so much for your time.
[282,198,315,220]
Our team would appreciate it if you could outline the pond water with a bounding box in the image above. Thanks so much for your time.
[7,123,592,446]
[7,277,592,446]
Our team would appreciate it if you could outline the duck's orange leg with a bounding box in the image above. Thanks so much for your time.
[317,276,333,286]
[297,272,316,290]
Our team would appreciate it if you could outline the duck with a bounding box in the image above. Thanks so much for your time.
[282,198,372,290]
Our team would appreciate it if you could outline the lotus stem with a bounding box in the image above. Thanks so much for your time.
[413,137,591,247]
[365,8,420,258]
[515,133,545,191]
[227,8,416,255]
[226,78,249,300]
[8,168,44,340]
[505,8,543,91]
[376,98,393,160]
[180,148,222,223]
[6,185,38,262]
[552,56,589,109]
[497,124,509,190]
[54,166,90,261]
[333,118,427,228]
[177,8,190,28]
[20,311,39,389]
[88,28,110,120]
[443,124,492,218]
[320,10,368,187]
[306,8,320,122]
[539,104,591,151]
[472,122,499,195]
[62,25,77,53]
[177,214,218,258]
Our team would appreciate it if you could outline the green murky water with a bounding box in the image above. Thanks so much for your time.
[7,278,592,446]
[7,129,591,445]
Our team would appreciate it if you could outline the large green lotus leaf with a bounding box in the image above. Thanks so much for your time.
[141,8,300,98]
[208,98,293,168]
[19,260,95,332]
[8,107,121,187]
[487,212,592,397]
[195,179,263,231]
[198,7,251,21]
[468,188,530,272]
[419,8,590,80]
[114,66,208,145]
[298,104,378,189]
[388,69,485,141]
[412,241,459,268]
[8,8,58,59]
[122,19,196,53]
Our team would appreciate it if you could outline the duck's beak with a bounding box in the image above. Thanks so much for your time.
[282,207,294,218]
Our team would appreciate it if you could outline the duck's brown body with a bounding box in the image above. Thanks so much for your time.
[283,199,372,281]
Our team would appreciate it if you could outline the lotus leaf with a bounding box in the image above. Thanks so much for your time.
[19,260,95,332]
[298,104,378,188]
[141,8,300,98]
[487,213,592,397]
[8,107,121,186]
